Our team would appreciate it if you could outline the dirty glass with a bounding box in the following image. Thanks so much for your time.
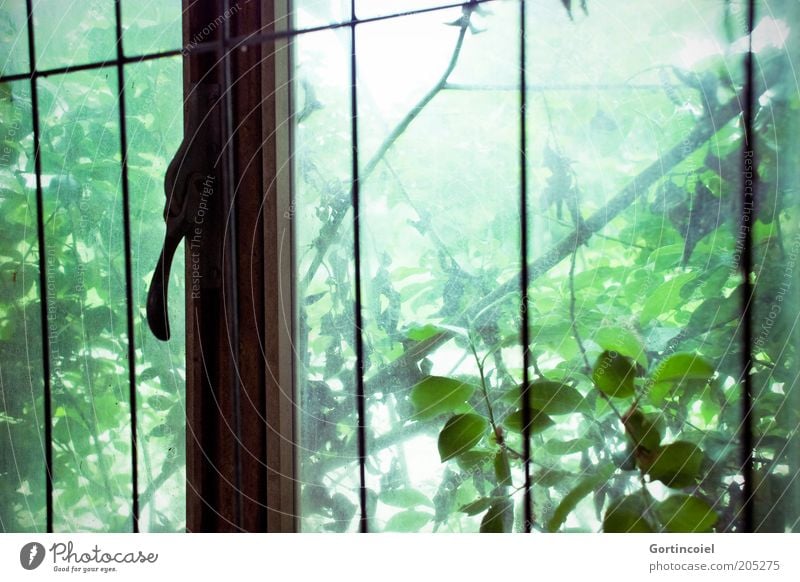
[293,0,800,532]
[0,0,185,532]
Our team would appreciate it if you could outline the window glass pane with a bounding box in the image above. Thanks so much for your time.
[38,70,131,531]
[525,0,749,532]
[33,0,116,70]
[292,0,350,29]
[0,1,31,76]
[0,80,46,532]
[256,1,464,32]
[356,4,522,532]
[752,0,800,533]
[354,0,461,21]
[122,0,182,56]
[294,27,361,532]
[294,0,800,533]
[125,58,185,532]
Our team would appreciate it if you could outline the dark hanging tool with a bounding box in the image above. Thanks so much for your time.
[147,84,220,341]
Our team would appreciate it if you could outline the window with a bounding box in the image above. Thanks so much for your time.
[1,0,799,534]
[0,0,185,532]
[292,0,800,533]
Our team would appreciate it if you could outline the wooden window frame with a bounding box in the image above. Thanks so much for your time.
[181,0,295,532]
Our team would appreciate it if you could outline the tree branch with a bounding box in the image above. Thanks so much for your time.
[300,15,471,291]
[363,80,764,392]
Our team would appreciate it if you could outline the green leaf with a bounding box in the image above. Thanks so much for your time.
[304,291,327,305]
[410,376,475,420]
[640,272,696,324]
[504,409,554,434]
[624,410,662,452]
[656,495,718,532]
[595,326,648,367]
[494,450,512,486]
[592,350,637,398]
[147,395,173,411]
[459,497,504,516]
[384,510,433,532]
[533,468,573,487]
[138,367,161,382]
[603,493,655,532]
[329,493,357,529]
[647,381,672,405]
[406,324,441,342]
[438,414,489,462]
[645,441,705,488]
[436,324,469,337]
[686,295,739,331]
[380,489,433,509]
[528,380,587,414]
[456,449,494,473]
[547,464,615,532]
[480,498,513,533]
[545,438,594,455]
[700,399,720,424]
[456,450,493,471]
[647,244,685,270]
[148,424,172,438]
[652,353,715,383]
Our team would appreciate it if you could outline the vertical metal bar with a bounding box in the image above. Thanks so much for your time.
[113,0,140,533]
[24,0,54,534]
[349,0,369,534]
[221,0,244,529]
[518,0,533,533]
[740,0,756,534]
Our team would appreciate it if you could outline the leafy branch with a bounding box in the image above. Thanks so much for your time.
[362,66,777,394]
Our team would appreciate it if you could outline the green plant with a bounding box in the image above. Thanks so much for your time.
[0,47,186,533]
[409,324,720,532]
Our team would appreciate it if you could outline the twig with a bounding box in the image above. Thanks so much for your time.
[300,14,472,291]
[569,236,591,373]
[138,457,181,513]
[531,351,544,378]
[468,331,497,432]
[639,478,662,532]
[538,213,654,250]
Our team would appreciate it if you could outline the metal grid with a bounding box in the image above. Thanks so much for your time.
[0,0,758,533]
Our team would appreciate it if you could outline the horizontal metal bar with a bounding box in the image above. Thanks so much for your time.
[1,0,493,84]
[444,82,677,92]
[224,0,494,53]
[0,49,183,83]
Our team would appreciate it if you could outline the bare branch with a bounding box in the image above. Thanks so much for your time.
[301,16,472,291]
